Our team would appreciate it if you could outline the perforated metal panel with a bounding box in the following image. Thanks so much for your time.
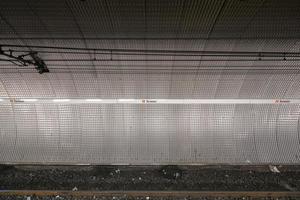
[0,0,300,164]
[0,103,299,164]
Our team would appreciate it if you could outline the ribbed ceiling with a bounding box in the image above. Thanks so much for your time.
[0,0,299,99]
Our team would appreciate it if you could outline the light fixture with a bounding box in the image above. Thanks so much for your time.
[117,99,135,102]
[20,98,38,102]
[85,99,103,102]
[0,98,297,104]
[53,99,70,102]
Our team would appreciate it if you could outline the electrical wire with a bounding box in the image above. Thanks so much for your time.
[1,58,300,62]
[1,44,299,73]
[1,44,300,57]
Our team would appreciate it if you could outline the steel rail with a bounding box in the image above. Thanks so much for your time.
[0,190,300,198]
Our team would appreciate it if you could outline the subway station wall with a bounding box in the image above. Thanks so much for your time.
[0,103,300,164]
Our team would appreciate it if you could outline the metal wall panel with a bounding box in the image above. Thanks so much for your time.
[1,70,300,99]
[0,103,300,164]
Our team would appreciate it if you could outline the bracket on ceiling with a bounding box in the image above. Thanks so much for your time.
[0,46,49,74]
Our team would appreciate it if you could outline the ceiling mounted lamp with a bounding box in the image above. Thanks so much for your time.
[20,99,38,102]
[117,99,136,102]
[85,99,103,102]
[53,99,70,102]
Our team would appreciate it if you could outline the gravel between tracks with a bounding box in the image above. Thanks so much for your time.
[0,165,300,191]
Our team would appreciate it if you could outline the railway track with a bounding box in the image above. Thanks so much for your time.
[0,190,300,198]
